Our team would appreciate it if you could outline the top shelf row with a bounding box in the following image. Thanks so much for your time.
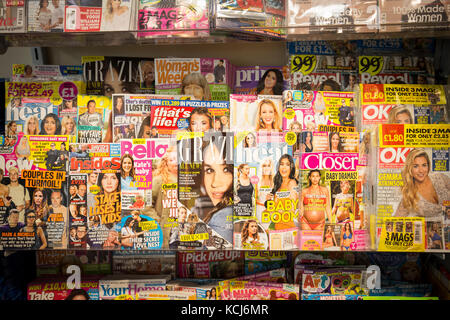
[1,0,450,47]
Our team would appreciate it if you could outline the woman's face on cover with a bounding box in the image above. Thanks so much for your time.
[140,124,151,138]
[262,161,272,176]
[264,71,277,90]
[278,157,292,178]
[101,173,119,193]
[104,68,127,97]
[190,113,210,132]
[395,111,412,124]
[331,134,340,150]
[340,181,350,194]
[65,119,75,133]
[65,99,73,108]
[260,102,275,127]
[178,207,187,222]
[411,155,429,183]
[116,97,123,110]
[34,191,44,205]
[10,122,17,133]
[249,221,258,235]
[184,83,204,100]
[214,119,221,130]
[203,145,232,206]
[28,118,37,132]
[245,134,255,146]
[122,156,132,174]
[241,164,250,176]
[44,116,56,135]
[291,123,301,133]
[309,171,321,186]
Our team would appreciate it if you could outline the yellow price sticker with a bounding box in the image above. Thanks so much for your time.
[284,108,295,120]
[291,55,317,75]
[285,132,297,146]
[359,56,384,75]
[12,64,25,75]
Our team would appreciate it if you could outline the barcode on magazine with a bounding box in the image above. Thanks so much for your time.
[414,222,422,243]
[17,8,24,26]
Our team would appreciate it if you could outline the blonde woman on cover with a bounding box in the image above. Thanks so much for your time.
[37,0,52,31]
[395,148,450,217]
[322,225,338,249]
[103,0,130,31]
[255,99,281,132]
[241,219,266,248]
[25,116,39,135]
[255,158,274,225]
[61,116,76,135]
[388,105,413,124]
[331,180,354,224]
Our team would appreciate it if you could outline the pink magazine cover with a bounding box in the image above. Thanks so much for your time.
[27,277,99,300]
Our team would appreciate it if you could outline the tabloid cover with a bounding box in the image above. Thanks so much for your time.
[0,0,25,32]
[0,133,70,250]
[233,131,299,250]
[358,55,435,85]
[12,64,83,82]
[82,56,156,96]
[154,57,233,101]
[112,250,176,276]
[119,138,176,249]
[68,142,121,249]
[138,0,209,38]
[176,250,245,279]
[98,275,170,300]
[64,0,133,32]
[289,54,357,91]
[28,0,64,32]
[76,95,112,143]
[27,278,99,300]
[298,132,368,251]
[174,131,234,250]
[229,95,283,133]
[229,280,300,300]
[375,123,450,252]
[233,65,290,95]
[149,99,230,138]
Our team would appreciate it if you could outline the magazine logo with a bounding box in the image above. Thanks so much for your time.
[360,73,410,84]
[291,55,316,75]
[70,157,121,170]
[155,59,200,85]
[302,274,331,293]
[181,250,242,263]
[294,109,329,128]
[235,66,266,87]
[379,148,412,164]
[7,104,54,122]
[152,106,192,128]
[292,73,340,87]
[401,5,446,23]
[235,142,289,165]
[121,140,168,159]
[0,158,34,175]
[83,60,144,83]
[100,283,164,298]
[302,153,358,171]
[362,104,393,122]
[178,134,233,164]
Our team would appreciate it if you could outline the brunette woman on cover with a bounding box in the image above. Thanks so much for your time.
[188,107,212,132]
[243,132,257,148]
[256,69,284,95]
[395,148,450,217]
[340,221,353,251]
[301,131,313,153]
[236,163,253,206]
[181,72,212,100]
[21,209,47,250]
[265,154,298,230]
[40,113,62,135]
[300,169,332,231]
[113,95,125,116]
[331,180,354,224]
[120,153,138,191]
[31,188,49,228]
[329,132,343,152]
[254,99,282,132]
[37,0,52,31]
[191,141,233,244]
[241,219,265,248]
[103,0,130,31]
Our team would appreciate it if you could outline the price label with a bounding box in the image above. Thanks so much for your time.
[12,64,25,75]
[359,56,384,75]
[285,132,297,145]
[361,84,385,104]
[59,82,78,100]
[380,124,404,146]
[291,55,316,75]
[284,108,295,119]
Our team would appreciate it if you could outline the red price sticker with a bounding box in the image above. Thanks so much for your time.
[380,124,404,146]
[361,84,385,104]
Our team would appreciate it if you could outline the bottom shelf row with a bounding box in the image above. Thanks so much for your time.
[2,249,449,300]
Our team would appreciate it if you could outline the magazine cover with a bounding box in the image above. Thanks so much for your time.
[282,90,357,132]
[167,279,219,300]
[233,131,299,250]
[287,0,378,34]
[100,0,133,31]
[149,99,230,137]
[0,0,25,32]
[138,0,209,38]
[68,142,121,249]
[233,65,290,95]
[375,123,450,251]
[174,131,234,250]
[112,94,192,143]
[358,56,435,84]
[245,251,288,275]
[76,95,112,143]
[112,250,176,276]
[289,54,357,91]
[27,278,99,300]
[154,57,233,101]
[229,95,283,132]
[379,0,450,32]
[299,138,366,251]
[12,64,83,82]
[82,56,156,96]
[28,0,64,32]
[0,133,70,250]
[229,280,300,300]
[176,251,245,279]
[98,275,170,300]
